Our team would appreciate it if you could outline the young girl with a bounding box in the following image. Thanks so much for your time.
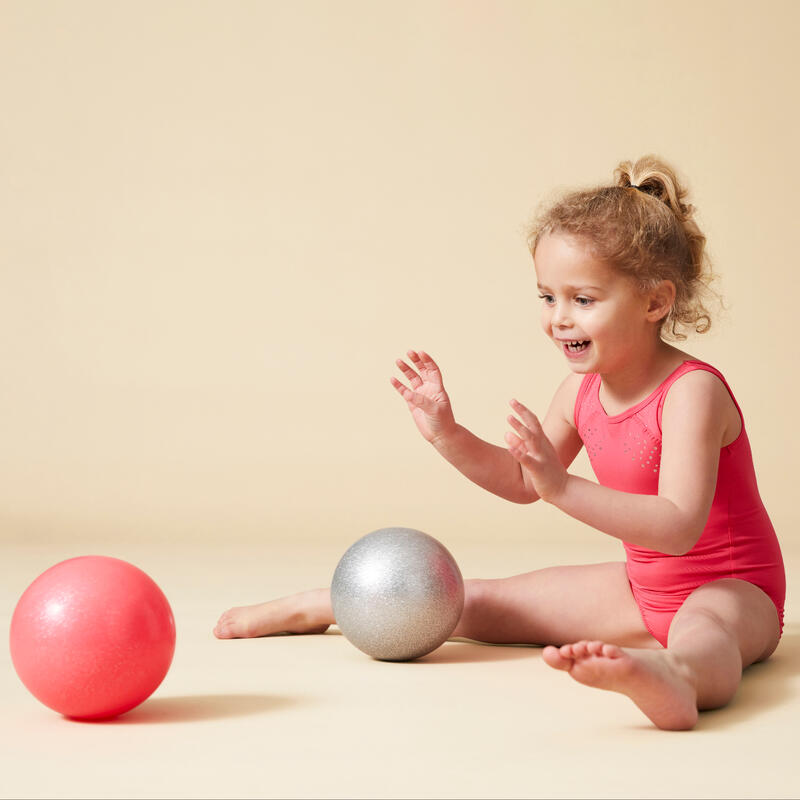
[214,155,785,731]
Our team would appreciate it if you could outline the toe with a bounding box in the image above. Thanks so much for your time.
[587,641,605,656]
[213,612,236,639]
[601,643,623,658]
[573,640,590,658]
[542,645,574,671]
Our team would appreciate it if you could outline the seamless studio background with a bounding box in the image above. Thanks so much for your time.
[1,3,799,799]
[2,0,798,550]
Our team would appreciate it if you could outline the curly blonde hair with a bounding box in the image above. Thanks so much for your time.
[526,155,718,340]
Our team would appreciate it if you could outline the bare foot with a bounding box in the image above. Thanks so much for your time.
[214,590,332,639]
[542,640,698,730]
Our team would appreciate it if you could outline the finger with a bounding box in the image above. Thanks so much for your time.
[510,399,543,431]
[409,350,444,388]
[504,430,525,452]
[417,351,444,384]
[504,432,537,469]
[390,376,418,402]
[507,414,532,438]
[390,376,409,396]
[395,358,423,389]
[507,415,539,451]
[390,377,436,412]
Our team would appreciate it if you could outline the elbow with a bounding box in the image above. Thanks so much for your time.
[512,490,540,505]
[658,501,705,555]
[670,527,703,556]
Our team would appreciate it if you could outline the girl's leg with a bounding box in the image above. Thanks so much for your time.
[665,579,781,707]
[542,578,781,730]
[453,562,659,648]
[215,561,659,649]
[214,588,333,638]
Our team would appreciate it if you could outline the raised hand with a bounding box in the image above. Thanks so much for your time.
[505,399,568,502]
[390,350,457,444]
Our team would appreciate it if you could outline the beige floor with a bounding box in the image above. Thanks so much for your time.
[2,532,797,800]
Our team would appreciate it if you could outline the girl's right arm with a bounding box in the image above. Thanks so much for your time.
[391,351,583,504]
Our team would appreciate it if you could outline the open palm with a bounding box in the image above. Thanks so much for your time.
[390,350,456,443]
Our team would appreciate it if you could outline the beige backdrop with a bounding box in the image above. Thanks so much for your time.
[3,4,800,799]
[1,0,798,551]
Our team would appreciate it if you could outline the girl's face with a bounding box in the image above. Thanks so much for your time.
[534,233,663,375]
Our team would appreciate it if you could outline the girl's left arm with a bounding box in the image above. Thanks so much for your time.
[506,371,732,556]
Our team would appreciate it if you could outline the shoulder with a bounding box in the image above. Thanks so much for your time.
[661,366,738,444]
[665,365,732,408]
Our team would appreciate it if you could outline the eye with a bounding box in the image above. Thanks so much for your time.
[575,296,594,307]
[538,293,555,305]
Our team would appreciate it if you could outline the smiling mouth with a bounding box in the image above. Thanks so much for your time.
[564,339,591,353]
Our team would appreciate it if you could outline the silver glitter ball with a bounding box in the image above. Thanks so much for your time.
[331,527,464,661]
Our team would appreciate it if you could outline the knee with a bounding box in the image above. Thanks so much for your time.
[668,607,744,709]
[669,606,744,669]
[691,606,736,637]
[669,605,737,646]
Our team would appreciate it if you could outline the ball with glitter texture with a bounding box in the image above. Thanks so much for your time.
[10,555,176,720]
[331,527,464,661]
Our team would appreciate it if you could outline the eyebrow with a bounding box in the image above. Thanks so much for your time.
[537,283,605,292]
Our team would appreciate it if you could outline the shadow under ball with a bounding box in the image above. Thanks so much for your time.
[331,527,464,661]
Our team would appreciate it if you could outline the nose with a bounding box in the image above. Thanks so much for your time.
[550,300,571,330]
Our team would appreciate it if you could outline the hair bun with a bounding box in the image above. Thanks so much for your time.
[614,155,693,220]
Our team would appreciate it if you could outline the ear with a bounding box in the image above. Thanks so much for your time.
[645,280,676,323]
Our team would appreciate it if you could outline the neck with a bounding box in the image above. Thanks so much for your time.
[599,340,685,408]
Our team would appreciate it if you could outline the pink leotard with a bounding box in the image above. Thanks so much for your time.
[574,360,785,647]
